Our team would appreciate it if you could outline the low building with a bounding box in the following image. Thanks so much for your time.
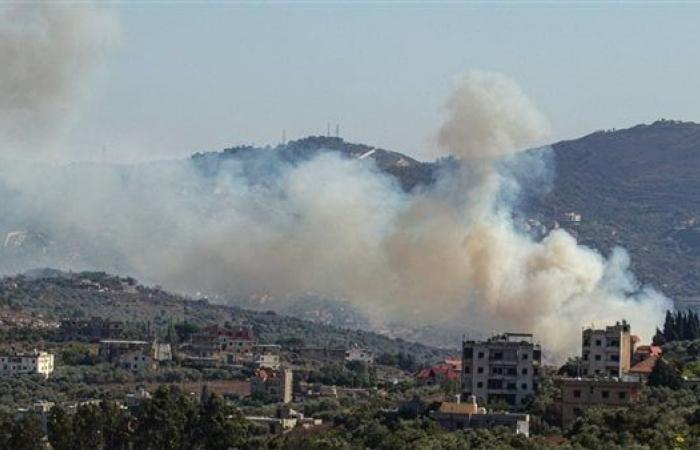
[188,324,256,364]
[0,350,55,378]
[433,395,530,436]
[99,340,171,371]
[345,347,374,364]
[556,378,642,428]
[254,344,281,370]
[462,333,541,408]
[60,316,125,341]
[417,358,462,386]
[581,320,636,378]
[245,404,322,435]
[251,368,293,403]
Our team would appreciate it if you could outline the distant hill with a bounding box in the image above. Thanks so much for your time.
[535,120,700,302]
[192,135,436,192]
[191,122,700,305]
[0,270,450,363]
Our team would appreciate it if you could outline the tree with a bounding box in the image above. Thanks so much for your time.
[73,404,105,450]
[648,357,683,389]
[195,391,250,450]
[8,412,45,450]
[48,406,75,450]
[133,385,197,450]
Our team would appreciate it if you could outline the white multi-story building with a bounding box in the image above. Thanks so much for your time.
[0,350,55,378]
[581,320,636,378]
[462,333,541,408]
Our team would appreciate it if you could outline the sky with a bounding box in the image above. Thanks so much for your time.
[33,2,700,161]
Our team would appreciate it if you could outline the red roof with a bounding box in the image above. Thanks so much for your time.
[629,355,659,374]
[416,363,460,381]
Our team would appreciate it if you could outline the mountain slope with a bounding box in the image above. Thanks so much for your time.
[537,120,700,301]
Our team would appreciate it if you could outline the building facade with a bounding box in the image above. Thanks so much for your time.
[462,333,541,408]
[99,340,171,371]
[433,395,530,436]
[557,378,642,427]
[0,350,55,378]
[251,368,294,404]
[581,320,636,378]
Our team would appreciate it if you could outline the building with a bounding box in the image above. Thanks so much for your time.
[0,350,55,378]
[433,395,530,436]
[557,378,642,428]
[416,358,461,386]
[188,324,256,364]
[624,345,662,382]
[251,368,294,403]
[345,347,374,364]
[245,404,322,435]
[60,317,125,341]
[99,340,171,371]
[581,320,636,378]
[462,333,541,408]
[254,344,281,370]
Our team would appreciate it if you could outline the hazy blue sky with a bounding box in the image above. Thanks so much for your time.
[68,2,700,161]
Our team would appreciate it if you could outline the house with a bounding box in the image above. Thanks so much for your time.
[556,378,642,428]
[0,350,55,378]
[416,359,461,386]
[462,333,541,407]
[60,317,125,341]
[624,345,662,382]
[433,395,529,436]
[581,320,637,378]
[254,344,281,370]
[345,347,374,364]
[188,324,256,364]
[245,404,322,435]
[99,340,171,371]
[251,368,293,403]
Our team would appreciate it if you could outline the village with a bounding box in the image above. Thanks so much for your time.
[0,310,670,442]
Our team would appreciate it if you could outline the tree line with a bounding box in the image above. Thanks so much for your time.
[653,309,700,345]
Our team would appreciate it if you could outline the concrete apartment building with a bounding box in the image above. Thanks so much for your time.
[581,320,636,378]
[251,368,294,404]
[557,378,642,427]
[0,350,55,378]
[462,333,541,408]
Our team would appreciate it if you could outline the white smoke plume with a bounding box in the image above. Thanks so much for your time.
[0,2,120,159]
[0,14,669,364]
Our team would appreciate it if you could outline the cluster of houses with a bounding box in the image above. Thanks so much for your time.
[1,312,668,438]
[415,319,661,436]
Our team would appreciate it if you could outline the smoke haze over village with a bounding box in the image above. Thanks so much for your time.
[0,3,674,361]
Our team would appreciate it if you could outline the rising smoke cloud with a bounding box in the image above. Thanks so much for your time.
[0,2,119,158]
[0,5,670,360]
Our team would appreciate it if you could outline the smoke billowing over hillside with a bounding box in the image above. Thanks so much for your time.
[0,4,669,360]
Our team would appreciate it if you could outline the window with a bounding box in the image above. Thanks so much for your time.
[464,366,471,374]
[477,367,484,374]
[608,340,619,347]
[478,352,485,359]
[595,354,602,361]
[583,339,590,347]
[507,367,517,376]
[477,382,483,388]
[507,383,517,391]
[522,353,529,360]
[583,353,589,361]
[595,340,602,346]
[521,368,528,375]
[492,367,503,375]
[521,383,528,390]
[573,389,581,398]
[601,390,610,399]
[618,391,626,400]
[610,354,619,362]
